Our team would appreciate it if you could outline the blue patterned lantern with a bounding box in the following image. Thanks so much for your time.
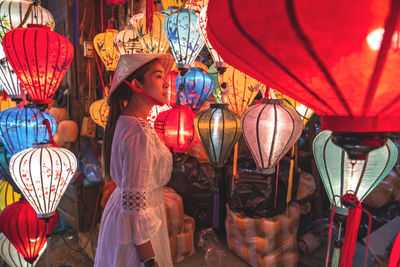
[0,105,57,155]
[164,9,206,73]
[176,67,214,112]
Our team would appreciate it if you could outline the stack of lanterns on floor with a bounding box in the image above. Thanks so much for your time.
[0,1,77,267]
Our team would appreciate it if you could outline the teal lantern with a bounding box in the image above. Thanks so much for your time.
[208,64,222,103]
[164,9,205,73]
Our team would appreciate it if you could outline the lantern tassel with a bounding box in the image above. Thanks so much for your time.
[146,0,154,33]
[43,119,58,147]
[325,205,337,267]
[286,145,296,213]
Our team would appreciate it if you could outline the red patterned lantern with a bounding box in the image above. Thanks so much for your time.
[166,70,178,106]
[0,200,58,263]
[154,105,199,153]
[3,24,74,106]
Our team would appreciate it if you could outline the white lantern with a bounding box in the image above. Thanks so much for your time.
[114,28,143,55]
[9,143,77,219]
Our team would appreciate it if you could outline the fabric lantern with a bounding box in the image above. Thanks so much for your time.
[192,61,208,73]
[3,24,73,106]
[114,28,143,55]
[106,0,126,4]
[198,6,225,73]
[241,99,303,174]
[9,144,77,219]
[0,105,57,155]
[0,58,23,101]
[154,105,199,153]
[53,120,78,148]
[0,142,20,193]
[185,0,208,12]
[176,67,214,112]
[0,232,46,267]
[165,70,178,106]
[90,98,109,128]
[0,91,16,111]
[136,12,169,54]
[164,9,205,73]
[147,104,171,127]
[0,179,20,213]
[94,29,120,72]
[208,64,222,103]
[0,200,57,263]
[161,0,185,10]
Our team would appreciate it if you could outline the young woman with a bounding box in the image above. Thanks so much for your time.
[94,53,174,267]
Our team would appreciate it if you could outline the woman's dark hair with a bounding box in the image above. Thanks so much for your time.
[103,59,158,178]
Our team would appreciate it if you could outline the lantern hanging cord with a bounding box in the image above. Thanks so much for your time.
[43,119,58,147]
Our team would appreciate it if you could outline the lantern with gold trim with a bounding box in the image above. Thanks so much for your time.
[94,28,120,72]
[136,12,169,54]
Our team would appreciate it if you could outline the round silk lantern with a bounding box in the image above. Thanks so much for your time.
[241,99,303,174]
[0,232,46,267]
[164,9,205,73]
[9,144,77,219]
[0,200,58,263]
[3,24,74,106]
[90,98,109,128]
[114,28,144,55]
[94,29,120,72]
[176,67,214,112]
[0,105,57,155]
[154,105,199,153]
[194,103,241,167]
[147,104,171,127]
[136,12,169,54]
[0,179,20,213]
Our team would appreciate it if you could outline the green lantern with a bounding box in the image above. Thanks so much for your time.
[208,64,222,104]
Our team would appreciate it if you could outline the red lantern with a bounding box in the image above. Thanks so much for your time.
[0,200,58,263]
[154,105,199,153]
[206,0,400,133]
[106,0,126,4]
[166,70,178,106]
[3,24,74,106]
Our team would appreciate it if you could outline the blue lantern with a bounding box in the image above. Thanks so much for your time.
[0,142,20,194]
[164,9,206,73]
[0,105,57,155]
[176,67,214,112]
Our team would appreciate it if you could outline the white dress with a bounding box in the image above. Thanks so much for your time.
[94,116,173,267]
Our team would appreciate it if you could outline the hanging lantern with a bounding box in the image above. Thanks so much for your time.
[176,67,214,112]
[0,91,16,111]
[185,0,208,12]
[154,105,199,153]
[165,70,178,106]
[194,103,241,167]
[106,0,126,4]
[0,105,57,155]
[208,64,222,103]
[0,58,23,101]
[0,200,57,263]
[9,144,77,219]
[0,232,46,267]
[241,99,303,173]
[3,24,74,107]
[164,9,205,73]
[198,6,226,73]
[0,179,20,213]
[161,0,185,10]
[94,29,120,72]
[0,142,20,194]
[136,12,169,54]
[147,104,171,127]
[114,28,144,55]
[89,98,109,128]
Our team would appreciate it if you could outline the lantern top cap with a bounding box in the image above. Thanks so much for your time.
[261,98,284,105]
[210,103,228,109]
[32,143,53,148]
[27,24,50,31]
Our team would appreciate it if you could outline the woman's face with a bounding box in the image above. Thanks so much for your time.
[137,61,169,105]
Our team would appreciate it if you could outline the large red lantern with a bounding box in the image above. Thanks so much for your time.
[0,200,58,263]
[3,24,74,106]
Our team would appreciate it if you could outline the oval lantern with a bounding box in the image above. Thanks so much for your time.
[194,103,241,167]
[94,29,120,72]
[147,104,171,127]
[9,144,77,219]
[177,67,214,112]
[3,24,74,106]
[154,104,199,153]
[136,12,169,54]
[0,200,58,263]
[164,9,205,73]
[0,179,20,213]
[241,99,303,174]
[0,232,46,267]
[90,98,109,128]
[0,105,57,155]
[114,27,143,55]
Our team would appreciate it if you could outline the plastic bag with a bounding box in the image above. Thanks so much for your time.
[78,142,102,184]
[198,228,227,266]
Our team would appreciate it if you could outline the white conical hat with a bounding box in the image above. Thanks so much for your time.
[108,53,174,105]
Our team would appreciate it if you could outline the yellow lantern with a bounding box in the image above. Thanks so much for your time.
[0,179,21,213]
[161,0,185,9]
[94,29,120,71]
[0,92,16,111]
[114,28,144,55]
[90,98,109,128]
[135,12,169,54]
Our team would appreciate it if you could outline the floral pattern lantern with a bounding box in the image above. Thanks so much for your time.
[90,98,109,128]
[164,9,205,73]
[0,179,20,213]
[0,200,57,263]
[94,29,120,72]
[3,24,74,106]
[147,104,171,127]
[9,144,77,219]
[0,105,57,155]
[114,28,143,55]
[136,12,169,54]
[185,0,208,12]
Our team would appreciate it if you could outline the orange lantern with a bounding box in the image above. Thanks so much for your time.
[90,98,109,128]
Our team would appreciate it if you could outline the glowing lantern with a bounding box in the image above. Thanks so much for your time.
[0,91,16,111]
[176,67,214,112]
[90,98,109,128]
[3,24,74,106]
[94,29,120,72]
[114,28,144,55]
[147,104,171,127]
[0,105,57,155]
[0,232,46,267]
[9,144,77,219]
[106,0,126,4]
[185,0,208,12]
[164,9,205,73]
[241,99,303,174]
[154,105,199,153]
[165,70,178,106]
[208,64,222,103]
[0,58,22,101]
[0,200,58,263]
[0,179,20,212]
[161,0,185,10]
[136,12,169,54]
